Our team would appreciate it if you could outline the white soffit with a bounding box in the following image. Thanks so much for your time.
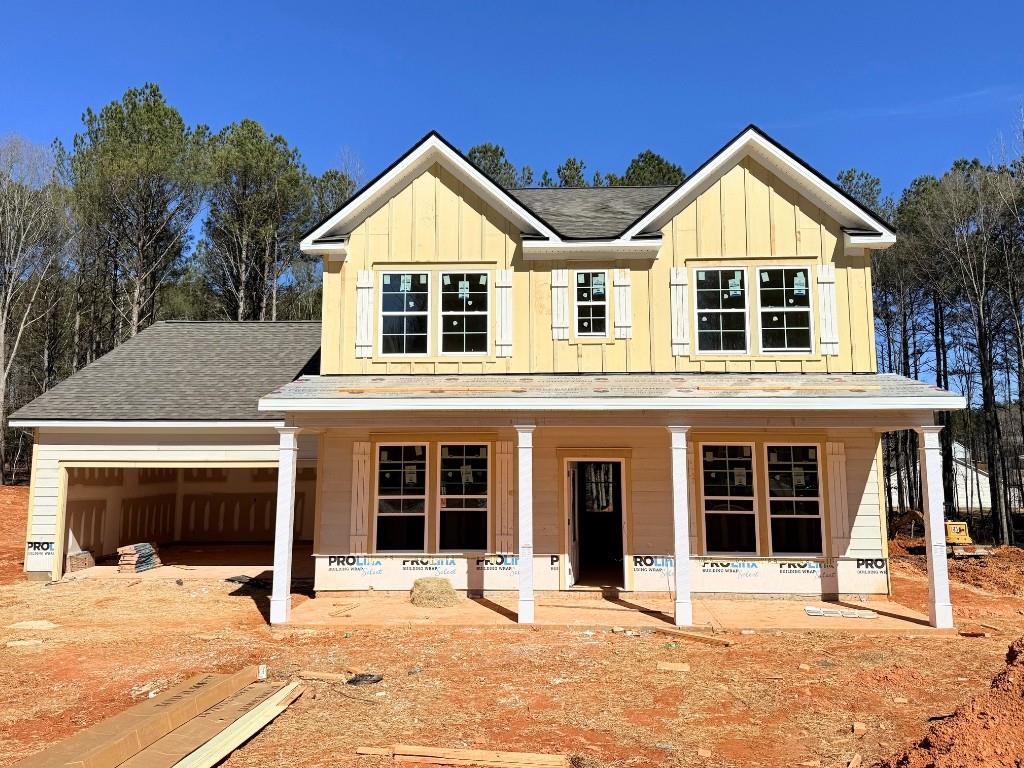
[621,127,896,249]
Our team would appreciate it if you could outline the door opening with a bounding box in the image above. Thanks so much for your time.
[568,461,624,588]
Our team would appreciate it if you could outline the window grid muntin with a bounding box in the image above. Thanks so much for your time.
[440,272,489,355]
[695,268,747,353]
[758,267,812,352]
[375,443,428,552]
[700,443,758,555]
[575,270,609,337]
[379,272,430,356]
[438,443,489,552]
[765,444,824,556]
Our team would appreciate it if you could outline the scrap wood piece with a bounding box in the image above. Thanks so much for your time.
[847,754,863,768]
[173,682,305,768]
[359,744,569,767]
[12,666,258,768]
[656,661,691,672]
[656,627,732,647]
[299,669,353,682]
[119,682,284,768]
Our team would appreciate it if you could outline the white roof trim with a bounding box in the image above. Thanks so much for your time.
[845,231,896,248]
[621,127,896,249]
[301,133,560,254]
[521,238,661,260]
[259,395,965,413]
[11,419,286,429]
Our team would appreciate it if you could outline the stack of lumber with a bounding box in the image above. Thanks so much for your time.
[358,745,569,767]
[12,666,304,768]
[117,542,162,573]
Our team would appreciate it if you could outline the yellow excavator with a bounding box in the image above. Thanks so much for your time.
[944,521,992,558]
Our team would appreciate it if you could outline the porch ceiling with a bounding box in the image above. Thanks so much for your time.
[259,372,965,413]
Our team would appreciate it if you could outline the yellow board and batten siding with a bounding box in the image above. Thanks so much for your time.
[320,158,876,375]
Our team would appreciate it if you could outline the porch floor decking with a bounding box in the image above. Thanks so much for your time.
[288,592,941,633]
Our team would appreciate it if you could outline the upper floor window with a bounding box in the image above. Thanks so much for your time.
[758,268,811,352]
[441,273,489,354]
[575,270,608,336]
[380,272,429,355]
[696,269,747,353]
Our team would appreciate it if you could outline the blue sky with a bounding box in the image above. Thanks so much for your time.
[3,1,1024,197]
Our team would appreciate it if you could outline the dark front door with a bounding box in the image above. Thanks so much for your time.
[573,461,624,587]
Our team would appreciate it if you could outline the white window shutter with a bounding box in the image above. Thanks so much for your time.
[349,441,371,552]
[613,268,632,339]
[495,269,513,357]
[670,267,690,356]
[826,442,850,557]
[551,268,569,341]
[817,264,840,356]
[494,441,514,553]
[355,270,374,358]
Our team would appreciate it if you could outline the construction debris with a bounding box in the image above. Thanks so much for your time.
[358,744,569,767]
[346,673,383,686]
[656,628,733,647]
[656,662,690,672]
[852,721,868,736]
[847,754,863,768]
[10,666,303,768]
[804,606,878,619]
[66,550,95,572]
[116,543,162,573]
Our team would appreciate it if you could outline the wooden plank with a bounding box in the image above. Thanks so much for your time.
[656,628,733,647]
[656,661,691,672]
[378,745,569,767]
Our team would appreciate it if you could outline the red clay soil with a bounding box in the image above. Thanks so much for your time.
[876,638,1024,768]
[0,485,28,585]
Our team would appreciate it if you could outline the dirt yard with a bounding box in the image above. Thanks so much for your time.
[2,487,1024,768]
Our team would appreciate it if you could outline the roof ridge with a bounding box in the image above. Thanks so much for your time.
[510,185,676,191]
[155,320,322,324]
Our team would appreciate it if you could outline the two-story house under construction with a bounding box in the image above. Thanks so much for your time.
[12,126,965,627]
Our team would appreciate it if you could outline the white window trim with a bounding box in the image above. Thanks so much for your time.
[439,271,491,357]
[378,271,431,357]
[435,441,491,554]
[693,267,749,355]
[573,269,610,338]
[373,442,430,553]
[697,441,759,556]
[764,442,826,557]
[755,265,816,355]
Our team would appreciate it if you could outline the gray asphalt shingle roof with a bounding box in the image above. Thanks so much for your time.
[11,321,322,422]
[509,186,674,239]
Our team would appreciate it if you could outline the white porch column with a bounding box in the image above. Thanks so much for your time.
[516,424,536,624]
[270,426,302,625]
[916,425,954,629]
[668,426,693,626]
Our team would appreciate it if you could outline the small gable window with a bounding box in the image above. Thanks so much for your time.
[695,268,747,353]
[441,272,489,354]
[380,272,430,355]
[758,268,812,352]
[575,270,608,336]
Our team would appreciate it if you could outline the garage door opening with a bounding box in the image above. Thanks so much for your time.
[60,465,316,580]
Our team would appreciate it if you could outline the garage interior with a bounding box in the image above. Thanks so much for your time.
[61,464,317,579]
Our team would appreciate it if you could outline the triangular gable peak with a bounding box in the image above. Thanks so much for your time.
[301,131,562,258]
[620,125,895,250]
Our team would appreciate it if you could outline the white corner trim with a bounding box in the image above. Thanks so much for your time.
[258,394,967,413]
[621,128,896,245]
[10,419,287,429]
[301,134,559,253]
[521,239,661,259]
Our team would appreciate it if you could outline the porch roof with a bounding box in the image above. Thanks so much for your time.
[258,372,965,413]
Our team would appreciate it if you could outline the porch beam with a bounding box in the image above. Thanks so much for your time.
[916,424,954,628]
[270,426,302,625]
[668,426,693,626]
[516,424,536,624]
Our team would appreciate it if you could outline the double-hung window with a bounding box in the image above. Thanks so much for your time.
[441,273,488,354]
[380,272,429,355]
[758,268,812,352]
[375,444,427,551]
[766,445,823,555]
[701,444,757,554]
[575,270,608,336]
[695,269,747,352]
[438,444,489,551]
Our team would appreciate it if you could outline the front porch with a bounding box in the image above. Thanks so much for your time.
[262,376,962,629]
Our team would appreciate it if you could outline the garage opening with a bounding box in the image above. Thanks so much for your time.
[60,465,316,580]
